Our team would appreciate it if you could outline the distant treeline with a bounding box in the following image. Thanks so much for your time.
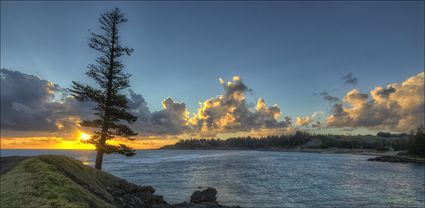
[407,125,425,157]
[161,131,414,151]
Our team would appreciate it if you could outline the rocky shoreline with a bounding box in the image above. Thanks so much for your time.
[111,180,239,208]
[166,188,240,208]
[367,155,425,164]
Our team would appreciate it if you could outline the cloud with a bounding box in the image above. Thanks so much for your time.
[4,68,423,139]
[128,89,151,120]
[144,97,191,135]
[0,69,93,133]
[318,91,340,103]
[0,70,289,138]
[125,76,290,137]
[324,95,339,103]
[295,116,313,126]
[341,72,358,86]
[0,69,191,137]
[311,121,322,128]
[119,90,191,136]
[188,76,290,136]
[327,72,424,132]
[295,111,324,128]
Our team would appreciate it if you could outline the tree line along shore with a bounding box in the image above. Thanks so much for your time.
[160,127,425,164]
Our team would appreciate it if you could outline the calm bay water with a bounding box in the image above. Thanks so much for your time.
[1,149,424,208]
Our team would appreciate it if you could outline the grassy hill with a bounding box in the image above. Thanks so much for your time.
[0,155,167,208]
[0,155,239,208]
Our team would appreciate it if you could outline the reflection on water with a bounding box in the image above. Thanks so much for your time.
[82,161,92,165]
[2,150,424,208]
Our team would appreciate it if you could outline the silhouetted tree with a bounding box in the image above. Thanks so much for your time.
[70,8,137,169]
[408,125,425,157]
[377,132,391,137]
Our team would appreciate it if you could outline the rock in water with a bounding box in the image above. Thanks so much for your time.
[367,156,425,164]
[161,188,241,208]
[190,188,218,204]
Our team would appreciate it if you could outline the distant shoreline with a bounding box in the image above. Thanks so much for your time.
[0,148,407,157]
[155,148,425,164]
[2,148,424,165]
[156,147,402,156]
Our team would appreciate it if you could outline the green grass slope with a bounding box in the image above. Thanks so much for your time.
[1,155,116,208]
[0,155,166,208]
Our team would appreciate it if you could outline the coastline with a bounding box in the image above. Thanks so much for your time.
[254,148,402,156]
[157,147,402,156]
[0,155,241,208]
[156,148,425,164]
[2,148,424,165]
[1,151,423,207]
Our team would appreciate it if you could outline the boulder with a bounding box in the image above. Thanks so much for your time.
[190,188,218,204]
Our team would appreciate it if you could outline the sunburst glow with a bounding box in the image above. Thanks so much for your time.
[79,131,91,142]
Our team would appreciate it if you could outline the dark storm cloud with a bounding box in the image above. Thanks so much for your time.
[149,98,190,135]
[0,69,184,135]
[1,68,63,131]
[329,103,349,120]
[128,89,151,122]
[341,72,358,86]
[318,91,340,103]
[128,92,191,136]
[324,95,339,103]
[0,69,191,136]
[0,69,93,132]
[319,92,328,96]
[374,86,396,98]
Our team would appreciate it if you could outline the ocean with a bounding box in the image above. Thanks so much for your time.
[1,149,424,208]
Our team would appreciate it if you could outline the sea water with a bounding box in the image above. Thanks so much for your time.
[1,149,424,208]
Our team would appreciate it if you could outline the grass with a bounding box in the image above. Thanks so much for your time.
[0,155,115,208]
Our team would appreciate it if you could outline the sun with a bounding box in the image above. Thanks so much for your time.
[79,131,91,142]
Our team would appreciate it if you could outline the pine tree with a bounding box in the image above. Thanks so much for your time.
[70,8,137,169]
[408,125,425,157]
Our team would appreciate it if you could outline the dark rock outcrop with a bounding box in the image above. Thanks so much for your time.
[160,187,240,208]
[111,181,166,207]
[190,188,217,204]
[368,156,425,164]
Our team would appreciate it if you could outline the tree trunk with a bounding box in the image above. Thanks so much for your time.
[95,149,104,169]
[95,125,108,169]
[95,19,116,170]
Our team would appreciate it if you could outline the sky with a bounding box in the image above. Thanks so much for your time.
[1,1,424,149]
